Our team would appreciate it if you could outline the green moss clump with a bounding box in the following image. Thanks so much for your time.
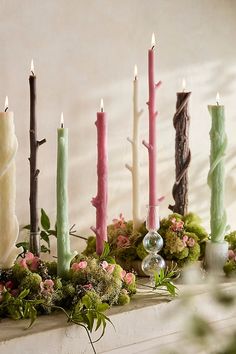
[20,273,42,292]
[136,242,148,260]
[117,290,130,305]
[46,261,57,276]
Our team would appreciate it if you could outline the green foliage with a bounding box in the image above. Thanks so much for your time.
[153,265,179,296]
[225,231,236,250]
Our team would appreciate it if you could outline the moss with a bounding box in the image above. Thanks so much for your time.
[183,212,201,225]
[117,291,130,305]
[12,263,30,282]
[53,278,62,290]
[63,283,76,297]
[224,260,236,277]
[185,223,208,241]
[225,231,236,250]
[20,273,42,292]
[176,247,189,260]
[46,261,57,276]
[136,242,148,260]
[188,243,201,262]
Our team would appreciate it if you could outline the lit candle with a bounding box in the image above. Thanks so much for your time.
[207,93,227,242]
[142,33,162,230]
[0,97,21,268]
[91,99,108,255]
[126,65,143,231]
[29,59,46,256]
[169,78,191,215]
[57,113,76,276]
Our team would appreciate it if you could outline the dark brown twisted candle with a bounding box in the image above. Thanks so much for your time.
[169,91,191,215]
[29,62,46,256]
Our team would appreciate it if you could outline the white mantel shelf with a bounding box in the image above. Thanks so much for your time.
[0,281,236,354]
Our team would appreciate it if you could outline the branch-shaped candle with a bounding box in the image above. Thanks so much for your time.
[142,33,162,230]
[91,99,108,255]
[57,114,76,277]
[29,60,46,256]
[207,93,227,243]
[0,97,21,268]
[169,79,191,215]
[125,65,143,231]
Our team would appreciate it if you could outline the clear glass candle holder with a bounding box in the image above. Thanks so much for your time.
[141,205,165,277]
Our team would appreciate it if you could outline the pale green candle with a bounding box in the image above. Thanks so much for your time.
[57,114,76,277]
[207,96,227,243]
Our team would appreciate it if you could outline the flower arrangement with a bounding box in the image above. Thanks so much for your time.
[84,212,208,270]
[0,251,136,340]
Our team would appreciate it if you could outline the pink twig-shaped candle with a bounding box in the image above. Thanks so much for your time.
[143,34,162,230]
[91,99,108,255]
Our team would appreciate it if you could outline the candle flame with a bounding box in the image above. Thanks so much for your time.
[216,92,220,105]
[4,96,8,111]
[151,33,155,48]
[60,112,64,128]
[134,65,138,79]
[31,59,34,74]
[182,78,186,92]
[100,98,104,112]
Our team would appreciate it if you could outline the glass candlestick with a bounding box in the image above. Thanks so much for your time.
[141,205,165,277]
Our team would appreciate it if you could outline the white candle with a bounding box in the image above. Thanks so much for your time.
[126,65,143,231]
[0,97,20,268]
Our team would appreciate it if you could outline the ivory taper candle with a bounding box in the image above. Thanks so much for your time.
[126,65,143,231]
[91,99,108,255]
[0,97,21,268]
[57,113,76,277]
[207,93,227,243]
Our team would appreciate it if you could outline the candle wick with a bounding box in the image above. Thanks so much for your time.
[151,45,155,50]
[4,107,8,112]
[31,71,35,76]
[101,108,104,113]
[61,123,64,128]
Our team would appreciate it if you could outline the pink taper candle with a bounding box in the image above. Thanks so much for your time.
[91,99,108,255]
[142,33,162,230]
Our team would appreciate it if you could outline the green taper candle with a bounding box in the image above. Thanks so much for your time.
[207,94,227,243]
[57,113,76,277]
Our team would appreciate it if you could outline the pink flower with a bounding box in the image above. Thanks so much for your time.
[187,238,195,247]
[112,213,126,229]
[71,261,87,271]
[182,235,188,247]
[106,264,115,274]
[83,284,93,290]
[5,281,14,290]
[171,218,184,232]
[124,272,135,285]
[40,279,54,294]
[101,261,109,269]
[228,250,235,260]
[18,252,40,271]
[0,283,4,293]
[121,270,126,280]
[117,235,130,248]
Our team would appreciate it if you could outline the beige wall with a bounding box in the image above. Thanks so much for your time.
[0,0,236,254]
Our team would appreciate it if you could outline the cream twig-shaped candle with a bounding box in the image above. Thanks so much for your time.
[91,99,108,255]
[57,113,76,277]
[0,97,21,268]
[169,79,191,215]
[142,33,162,230]
[207,93,227,243]
[126,65,143,231]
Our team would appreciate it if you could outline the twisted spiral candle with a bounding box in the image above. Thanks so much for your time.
[169,91,191,215]
[0,111,20,268]
[207,104,227,243]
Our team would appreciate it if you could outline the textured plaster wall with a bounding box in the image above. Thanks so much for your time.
[0,0,235,254]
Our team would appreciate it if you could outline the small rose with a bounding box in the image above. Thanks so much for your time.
[182,235,188,247]
[228,250,235,260]
[101,261,109,269]
[117,235,130,248]
[124,272,135,285]
[171,218,184,232]
[83,284,93,290]
[112,213,126,229]
[40,279,54,294]
[106,264,115,274]
[121,270,126,280]
[71,261,87,271]
[187,238,195,247]
[5,281,14,290]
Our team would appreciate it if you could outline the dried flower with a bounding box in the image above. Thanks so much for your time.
[187,238,195,247]
[71,261,87,271]
[112,213,126,229]
[40,279,54,294]
[117,235,130,248]
[171,218,184,232]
